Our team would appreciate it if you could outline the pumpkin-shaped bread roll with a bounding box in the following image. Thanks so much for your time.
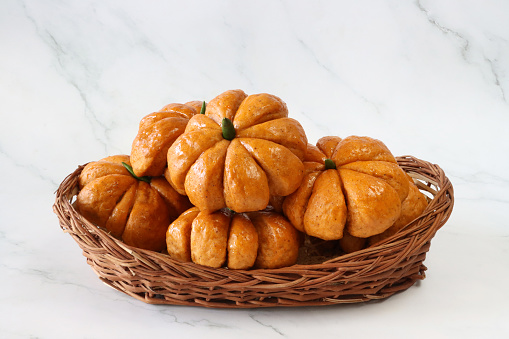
[166,208,300,269]
[283,136,410,240]
[130,100,202,177]
[166,89,308,213]
[76,155,192,252]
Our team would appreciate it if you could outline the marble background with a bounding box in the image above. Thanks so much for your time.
[1,0,508,338]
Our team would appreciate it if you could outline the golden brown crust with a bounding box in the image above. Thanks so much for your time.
[121,182,171,251]
[223,139,270,212]
[158,103,197,118]
[131,103,198,177]
[166,128,223,195]
[233,93,288,131]
[149,177,193,219]
[316,136,342,159]
[340,169,401,238]
[77,174,137,227]
[236,118,308,160]
[332,136,397,166]
[184,100,204,114]
[239,138,304,197]
[105,183,138,238]
[303,169,347,240]
[340,161,409,202]
[184,140,229,211]
[249,211,300,269]
[166,207,200,262]
[205,89,247,125]
[138,110,192,132]
[282,171,321,232]
[190,210,230,268]
[227,214,259,270]
[184,113,223,133]
[303,162,325,175]
[131,116,188,177]
[304,143,327,163]
[78,155,130,189]
[368,178,428,246]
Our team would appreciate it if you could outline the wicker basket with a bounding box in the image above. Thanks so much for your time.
[53,156,453,308]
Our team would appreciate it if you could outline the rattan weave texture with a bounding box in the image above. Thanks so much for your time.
[53,156,453,308]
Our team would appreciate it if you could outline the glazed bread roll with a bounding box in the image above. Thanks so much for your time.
[166,208,299,270]
[76,155,192,252]
[283,136,409,240]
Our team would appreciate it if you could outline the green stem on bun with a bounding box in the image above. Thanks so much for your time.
[122,162,151,183]
[200,101,206,114]
[221,117,236,140]
[324,158,336,170]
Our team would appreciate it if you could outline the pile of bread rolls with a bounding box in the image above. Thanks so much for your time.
[76,89,428,270]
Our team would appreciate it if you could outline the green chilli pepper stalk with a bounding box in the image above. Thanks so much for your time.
[122,162,151,183]
[221,117,236,141]
[324,158,336,170]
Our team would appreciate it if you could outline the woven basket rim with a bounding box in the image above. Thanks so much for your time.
[53,155,454,308]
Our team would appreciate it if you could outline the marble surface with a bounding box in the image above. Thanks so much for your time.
[1,0,509,338]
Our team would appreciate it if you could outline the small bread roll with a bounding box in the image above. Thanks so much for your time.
[166,209,299,270]
[166,207,200,262]
[190,210,230,268]
[227,214,259,270]
[249,211,300,269]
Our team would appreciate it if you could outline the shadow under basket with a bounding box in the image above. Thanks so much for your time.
[53,156,454,308]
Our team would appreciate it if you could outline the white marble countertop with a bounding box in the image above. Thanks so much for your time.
[1,0,508,338]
